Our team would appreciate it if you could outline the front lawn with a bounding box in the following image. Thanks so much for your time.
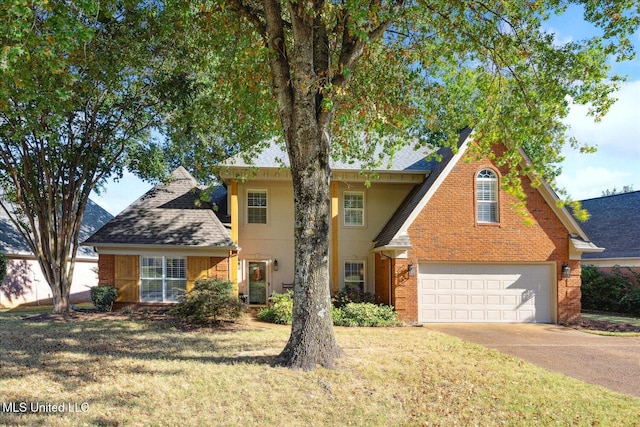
[0,311,638,426]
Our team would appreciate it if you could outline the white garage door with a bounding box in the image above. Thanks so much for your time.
[418,263,553,323]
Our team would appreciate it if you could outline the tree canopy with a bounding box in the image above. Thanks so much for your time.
[0,0,636,367]
[161,0,638,368]
[0,0,178,312]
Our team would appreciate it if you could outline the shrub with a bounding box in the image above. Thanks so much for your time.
[170,279,244,323]
[332,302,400,327]
[332,285,375,308]
[581,265,640,315]
[90,285,118,312]
[258,291,293,324]
[256,292,401,327]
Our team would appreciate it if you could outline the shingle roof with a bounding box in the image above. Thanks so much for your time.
[1,198,112,257]
[221,138,439,172]
[83,167,236,249]
[578,191,640,259]
[373,128,473,248]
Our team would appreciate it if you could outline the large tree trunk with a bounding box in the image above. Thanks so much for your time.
[262,0,342,369]
[278,128,343,369]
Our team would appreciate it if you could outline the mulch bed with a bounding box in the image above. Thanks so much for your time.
[570,317,640,333]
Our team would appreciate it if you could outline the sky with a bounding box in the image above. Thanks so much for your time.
[91,7,640,216]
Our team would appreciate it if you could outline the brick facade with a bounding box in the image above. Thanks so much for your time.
[97,254,115,286]
[391,145,581,324]
[208,256,230,280]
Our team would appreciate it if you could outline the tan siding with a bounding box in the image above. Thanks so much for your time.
[114,255,139,302]
[187,256,210,291]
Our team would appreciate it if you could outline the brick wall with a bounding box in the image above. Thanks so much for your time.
[97,254,115,285]
[209,256,230,280]
[393,145,579,324]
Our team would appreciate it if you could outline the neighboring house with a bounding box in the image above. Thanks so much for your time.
[577,191,640,274]
[83,167,238,306]
[0,198,112,308]
[85,130,603,324]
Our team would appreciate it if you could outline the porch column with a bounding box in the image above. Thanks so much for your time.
[331,181,339,294]
[230,179,239,295]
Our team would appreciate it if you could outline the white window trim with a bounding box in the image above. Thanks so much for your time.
[476,168,499,224]
[343,190,365,227]
[246,189,268,225]
[140,256,187,303]
[344,260,366,292]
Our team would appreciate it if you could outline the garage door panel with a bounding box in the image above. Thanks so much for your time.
[418,263,553,323]
[438,280,452,290]
[454,280,468,290]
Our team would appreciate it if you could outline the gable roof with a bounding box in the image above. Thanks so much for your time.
[219,138,439,173]
[1,198,112,258]
[373,128,472,249]
[373,128,601,256]
[577,191,640,259]
[83,167,236,251]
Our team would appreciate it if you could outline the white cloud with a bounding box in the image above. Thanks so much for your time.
[556,166,634,200]
[558,80,640,200]
[564,80,640,157]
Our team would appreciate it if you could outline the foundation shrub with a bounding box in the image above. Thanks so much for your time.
[582,265,640,316]
[90,285,118,312]
[170,279,244,323]
[332,303,400,327]
[258,291,293,324]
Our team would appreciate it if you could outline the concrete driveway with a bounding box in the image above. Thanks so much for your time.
[425,323,640,398]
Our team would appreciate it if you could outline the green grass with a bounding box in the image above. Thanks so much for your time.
[581,312,640,336]
[582,311,640,327]
[0,312,638,426]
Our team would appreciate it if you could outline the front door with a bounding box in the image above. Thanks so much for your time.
[248,261,268,304]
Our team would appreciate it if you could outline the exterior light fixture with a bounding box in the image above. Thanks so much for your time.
[408,263,416,277]
[561,263,571,279]
[273,259,279,271]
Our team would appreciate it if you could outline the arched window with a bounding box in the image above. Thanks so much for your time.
[476,169,498,223]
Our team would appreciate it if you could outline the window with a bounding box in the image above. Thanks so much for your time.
[247,190,267,224]
[344,261,365,292]
[140,256,187,302]
[343,191,364,226]
[476,169,498,223]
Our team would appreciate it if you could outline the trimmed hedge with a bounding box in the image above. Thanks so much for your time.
[257,291,293,324]
[90,285,118,312]
[258,291,400,327]
[581,265,640,316]
[170,279,244,323]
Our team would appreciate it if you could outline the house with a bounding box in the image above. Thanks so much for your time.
[83,166,238,306]
[577,191,640,275]
[0,198,112,308]
[85,130,603,323]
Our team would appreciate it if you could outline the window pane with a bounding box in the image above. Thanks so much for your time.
[248,207,267,224]
[166,257,186,279]
[344,192,364,226]
[141,279,163,302]
[141,257,163,279]
[140,256,186,302]
[344,261,365,291]
[476,170,498,223]
[344,209,363,226]
[165,279,187,302]
[247,191,267,224]
[248,191,267,207]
